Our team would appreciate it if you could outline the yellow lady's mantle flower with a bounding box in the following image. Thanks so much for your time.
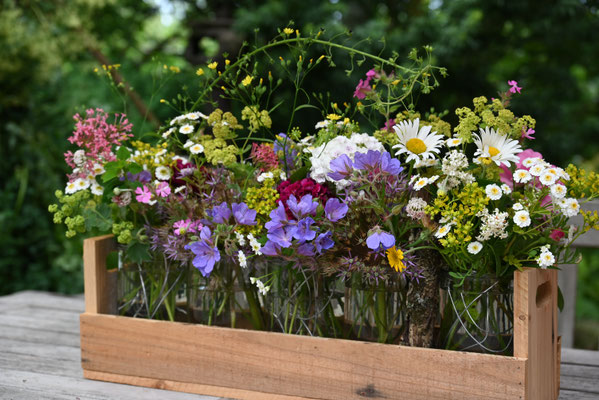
[242,75,253,86]
[387,246,406,272]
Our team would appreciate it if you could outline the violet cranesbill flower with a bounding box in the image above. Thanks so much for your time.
[293,217,317,242]
[324,198,348,222]
[185,227,220,277]
[366,228,395,250]
[314,231,334,253]
[267,227,294,248]
[287,194,318,220]
[211,202,231,224]
[261,240,281,256]
[231,202,257,226]
[135,185,152,204]
[297,243,316,256]
[265,202,288,231]
[328,154,354,181]
[353,150,403,175]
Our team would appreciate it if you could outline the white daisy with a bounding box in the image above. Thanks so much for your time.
[522,157,543,168]
[501,184,512,194]
[185,112,207,120]
[428,175,440,184]
[513,210,531,228]
[257,172,274,182]
[392,118,444,164]
[169,115,186,125]
[472,127,522,167]
[315,120,329,129]
[155,166,172,181]
[513,202,524,211]
[561,198,580,217]
[536,250,555,269]
[467,241,483,255]
[190,144,204,154]
[74,178,90,191]
[513,169,532,184]
[413,177,429,191]
[91,163,105,176]
[162,127,175,139]
[183,140,194,149]
[179,124,194,134]
[539,170,558,186]
[485,184,503,200]
[446,137,462,147]
[434,224,452,239]
[65,181,78,194]
[90,180,104,196]
[237,250,247,268]
[550,184,567,199]
[529,164,545,177]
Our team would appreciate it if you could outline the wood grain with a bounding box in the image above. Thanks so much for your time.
[83,235,118,315]
[81,313,527,400]
[514,268,559,400]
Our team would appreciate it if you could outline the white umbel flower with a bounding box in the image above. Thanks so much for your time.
[473,127,522,167]
[155,166,172,181]
[536,250,555,269]
[485,184,503,200]
[550,184,567,199]
[467,241,483,255]
[513,169,532,184]
[392,118,444,164]
[513,210,531,228]
[237,250,247,268]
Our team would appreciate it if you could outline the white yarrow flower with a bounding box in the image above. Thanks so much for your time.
[513,210,531,228]
[529,164,545,177]
[467,241,483,255]
[539,170,558,186]
[561,198,580,217]
[74,178,90,191]
[90,180,104,196]
[485,184,503,200]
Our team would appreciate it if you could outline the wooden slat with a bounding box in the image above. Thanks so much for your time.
[561,348,599,367]
[83,235,118,314]
[514,268,559,400]
[80,313,527,400]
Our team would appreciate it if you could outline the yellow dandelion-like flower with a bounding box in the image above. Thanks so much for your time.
[387,246,406,272]
[196,68,204,76]
[242,75,253,86]
[283,27,294,35]
[208,61,218,70]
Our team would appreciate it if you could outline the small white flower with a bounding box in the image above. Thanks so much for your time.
[237,250,247,268]
[561,198,580,217]
[179,124,194,134]
[501,184,512,194]
[90,180,104,196]
[513,210,531,228]
[75,178,90,191]
[250,277,270,296]
[550,184,567,199]
[155,149,167,157]
[513,169,532,184]
[536,250,555,269]
[174,186,185,194]
[185,112,207,120]
[446,138,462,147]
[529,164,545,177]
[257,172,274,183]
[467,241,483,255]
[539,170,558,186]
[435,224,452,239]
[235,231,246,246]
[315,120,329,129]
[65,181,78,194]
[183,140,194,149]
[413,177,429,191]
[91,163,105,176]
[485,184,503,200]
[280,172,287,181]
[513,202,524,211]
[73,149,86,167]
[162,127,175,139]
[190,144,204,154]
[428,175,440,184]
[522,157,543,168]
[155,166,172,181]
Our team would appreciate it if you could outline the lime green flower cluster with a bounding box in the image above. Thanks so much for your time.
[454,96,536,142]
[241,106,272,133]
[565,164,599,199]
[131,141,175,169]
[244,177,280,236]
[112,221,135,244]
[426,183,489,249]
[48,190,91,238]
[200,109,241,165]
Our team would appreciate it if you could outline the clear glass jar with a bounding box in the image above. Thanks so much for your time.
[438,272,514,355]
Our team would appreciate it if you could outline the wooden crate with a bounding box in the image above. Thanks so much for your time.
[80,235,561,400]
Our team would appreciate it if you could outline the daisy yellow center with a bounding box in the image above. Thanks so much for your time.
[406,138,427,154]
[386,246,405,272]
[488,146,500,157]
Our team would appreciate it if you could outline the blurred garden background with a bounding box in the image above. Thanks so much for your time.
[1,0,598,348]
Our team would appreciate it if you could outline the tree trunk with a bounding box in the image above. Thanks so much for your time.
[406,249,441,347]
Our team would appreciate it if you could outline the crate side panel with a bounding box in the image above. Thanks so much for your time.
[80,313,527,400]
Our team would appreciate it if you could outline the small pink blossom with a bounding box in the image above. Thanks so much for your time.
[155,182,171,198]
[508,80,522,94]
[353,79,372,99]
[173,219,202,236]
[382,118,396,131]
[366,69,377,79]
[549,229,565,242]
[521,127,536,140]
[135,185,153,203]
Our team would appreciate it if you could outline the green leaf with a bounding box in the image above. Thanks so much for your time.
[289,166,309,182]
[116,146,131,161]
[82,203,112,232]
[126,163,143,174]
[293,103,319,112]
[126,242,152,264]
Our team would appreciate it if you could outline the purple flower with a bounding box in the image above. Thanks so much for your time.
[274,134,298,169]
[265,202,288,231]
[122,170,152,183]
[314,231,334,253]
[185,227,220,277]
[232,202,257,226]
[267,227,294,248]
[211,202,231,224]
[293,217,316,242]
[297,243,316,256]
[261,240,281,256]
[328,154,354,181]
[366,229,395,250]
[324,198,348,222]
[287,194,318,219]
[354,150,403,175]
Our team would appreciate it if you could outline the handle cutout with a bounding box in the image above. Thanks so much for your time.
[536,281,552,308]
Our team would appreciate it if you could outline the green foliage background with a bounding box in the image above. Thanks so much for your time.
[1,0,598,342]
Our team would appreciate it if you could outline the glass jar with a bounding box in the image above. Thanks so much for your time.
[438,272,514,355]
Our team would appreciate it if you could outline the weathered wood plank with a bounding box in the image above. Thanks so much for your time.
[0,368,218,400]
[560,363,599,380]
[561,348,599,367]
[0,323,80,348]
[81,313,527,400]
[558,389,599,400]
[83,235,118,315]
[0,312,80,332]
[0,291,84,313]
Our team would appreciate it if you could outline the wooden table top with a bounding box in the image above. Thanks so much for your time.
[1,291,597,400]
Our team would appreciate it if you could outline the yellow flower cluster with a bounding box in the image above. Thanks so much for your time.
[454,96,536,142]
[245,178,280,217]
[241,106,272,133]
[131,141,175,169]
[565,164,599,199]
[374,110,451,146]
[199,109,242,166]
[581,210,599,233]
[426,183,489,248]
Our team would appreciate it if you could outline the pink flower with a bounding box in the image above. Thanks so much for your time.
[173,219,202,235]
[366,69,377,79]
[549,229,565,242]
[135,186,153,203]
[521,127,536,140]
[156,182,171,198]
[508,80,522,94]
[353,79,372,99]
[381,119,396,131]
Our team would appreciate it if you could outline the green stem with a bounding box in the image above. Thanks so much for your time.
[375,288,388,343]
